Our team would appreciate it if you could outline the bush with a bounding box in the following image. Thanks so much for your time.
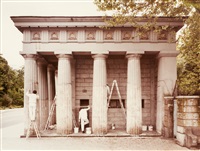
[1,94,13,107]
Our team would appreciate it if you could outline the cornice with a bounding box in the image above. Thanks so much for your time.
[11,16,185,33]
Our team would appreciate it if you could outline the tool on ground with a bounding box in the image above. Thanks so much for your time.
[107,80,126,119]
[26,121,41,139]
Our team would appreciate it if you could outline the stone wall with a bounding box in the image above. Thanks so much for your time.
[163,97,174,138]
[176,96,200,146]
[107,55,127,129]
[75,56,93,126]
[74,55,157,130]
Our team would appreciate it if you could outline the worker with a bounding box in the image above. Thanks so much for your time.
[79,106,90,133]
[26,90,39,121]
[107,84,110,97]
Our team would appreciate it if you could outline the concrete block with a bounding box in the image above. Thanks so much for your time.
[177,112,200,120]
[177,119,200,127]
[177,126,185,134]
[176,132,186,146]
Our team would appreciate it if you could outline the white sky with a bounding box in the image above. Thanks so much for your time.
[1,0,106,69]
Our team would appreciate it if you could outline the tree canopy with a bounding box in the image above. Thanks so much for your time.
[94,0,200,95]
[0,55,24,108]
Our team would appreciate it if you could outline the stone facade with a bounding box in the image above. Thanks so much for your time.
[11,16,184,136]
[176,96,200,146]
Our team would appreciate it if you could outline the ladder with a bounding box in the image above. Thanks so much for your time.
[107,80,126,119]
[26,121,41,139]
[44,99,56,131]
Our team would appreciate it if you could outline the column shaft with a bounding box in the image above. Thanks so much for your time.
[126,54,142,135]
[47,64,56,125]
[37,58,48,130]
[156,56,177,133]
[23,54,38,135]
[56,54,72,134]
[92,54,107,135]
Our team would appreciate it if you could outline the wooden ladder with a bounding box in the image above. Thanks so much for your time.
[26,121,41,139]
[107,80,126,119]
[44,98,56,131]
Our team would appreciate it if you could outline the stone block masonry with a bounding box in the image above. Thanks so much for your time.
[176,96,200,146]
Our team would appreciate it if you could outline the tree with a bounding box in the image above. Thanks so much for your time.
[94,0,200,95]
[177,12,200,95]
[0,55,24,108]
[94,0,194,28]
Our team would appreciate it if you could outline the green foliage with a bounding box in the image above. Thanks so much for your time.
[0,94,13,107]
[177,12,200,95]
[94,0,200,95]
[94,0,191,28]
[0,55,24,108]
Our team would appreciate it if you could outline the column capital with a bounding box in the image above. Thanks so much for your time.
[126,54,142,60]
[56,54,73,60]
[92,54,108,60]
[37,56,48,66]
[157,51,179,59]
[22,54,38,60]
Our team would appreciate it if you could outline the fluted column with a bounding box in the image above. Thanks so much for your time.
[56,54,72,134]
[47,64,56,125]
[156,53,178,134]
[37,57,48,130]
[126,54,142,135]
[92,54,108,135]
[23,54,38,135]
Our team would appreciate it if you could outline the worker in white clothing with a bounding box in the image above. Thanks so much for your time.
[107,84,110,97]
[26,90,39,121]
[79,106,90,133]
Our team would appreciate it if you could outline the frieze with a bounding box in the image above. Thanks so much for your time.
[139,32,150,40]
[50,32,59,40]
[68,31,77,40]
[122,31,132,40]
[32,32,41,40]
[104,31,113,40]
[157,31,168,40]
[25,29,177,43]
[86,31,95,40]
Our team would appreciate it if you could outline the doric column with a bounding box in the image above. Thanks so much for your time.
[56,54,73,134]
[23,54,38,135]
[37,57,48,130]
[92,54,108,135]
[47,64,56,125]
[126,54,142,135]
[156,52,178,134]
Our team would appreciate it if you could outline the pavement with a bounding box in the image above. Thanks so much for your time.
[0,108,197,151]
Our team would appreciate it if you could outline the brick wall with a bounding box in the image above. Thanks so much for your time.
[74,55,157,130]
[141,55,157,127]
[107,55,127,129]
[74,56,93,127]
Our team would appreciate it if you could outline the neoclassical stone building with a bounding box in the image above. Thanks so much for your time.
[11,16,184,136]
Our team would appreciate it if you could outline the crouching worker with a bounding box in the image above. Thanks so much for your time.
[79,106,90,133]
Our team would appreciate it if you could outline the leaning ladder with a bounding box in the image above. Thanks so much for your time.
[44,99,56,131]
[107,80,126,119]
[26,121,41,139]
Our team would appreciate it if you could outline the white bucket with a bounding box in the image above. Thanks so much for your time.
[142,125,147,131]
[148,125,153,131]
[86,127,91,134]
[74,127,79,133]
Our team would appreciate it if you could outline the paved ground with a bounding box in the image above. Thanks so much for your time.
[0,108,196,150]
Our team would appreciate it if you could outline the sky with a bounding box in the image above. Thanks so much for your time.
[1,0,106,69]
